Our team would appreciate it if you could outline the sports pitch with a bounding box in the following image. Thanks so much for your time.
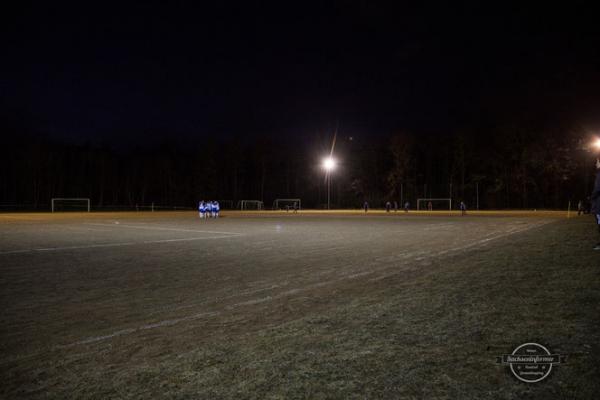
[1,211,599,399]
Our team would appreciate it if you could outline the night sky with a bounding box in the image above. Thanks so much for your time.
[3,2,600,144]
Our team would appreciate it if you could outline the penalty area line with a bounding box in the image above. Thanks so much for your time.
[0,235,242,255]
[60,220,554,347]
[85,222,243,236]
[63,311,219,347]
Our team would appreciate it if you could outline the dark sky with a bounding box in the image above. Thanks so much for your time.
[2,2,600,144]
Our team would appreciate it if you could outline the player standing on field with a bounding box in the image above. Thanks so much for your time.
[591,158,600,250]
[206,201,213,218]
[198,201,206,219]
[214,201,220,218]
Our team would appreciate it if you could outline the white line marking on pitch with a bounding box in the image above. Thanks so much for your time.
[148,284,284,316]
[64,311,219,347]
[86,223,243,236]
[63,219,552,347]
[0,235,241,255]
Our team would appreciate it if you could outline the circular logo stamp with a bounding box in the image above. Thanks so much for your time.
[496,342,566,383]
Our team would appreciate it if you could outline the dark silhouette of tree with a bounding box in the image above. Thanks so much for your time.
[0,121,595,211]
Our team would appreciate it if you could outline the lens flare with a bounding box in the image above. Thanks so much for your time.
[323,157,336,171]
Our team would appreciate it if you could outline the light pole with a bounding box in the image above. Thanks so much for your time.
[476,181,479,211]
[322,157,336,210]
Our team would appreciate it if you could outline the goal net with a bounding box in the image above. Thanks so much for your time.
[51,198,91,212]
[416,198,452,211]
[239,200,264,210]
[272,198,301,211]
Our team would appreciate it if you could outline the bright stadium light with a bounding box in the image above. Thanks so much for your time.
[323,157,336,171]
[593,137,600,150]
[322,157,337,210]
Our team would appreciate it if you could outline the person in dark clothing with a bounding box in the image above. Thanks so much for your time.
[460,201,467,216]
[363,201,369,213]
[591,158,600,250]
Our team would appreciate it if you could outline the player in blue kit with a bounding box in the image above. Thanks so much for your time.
[206,201,213,218]
[214,201,220,218]
[198,201,206,219]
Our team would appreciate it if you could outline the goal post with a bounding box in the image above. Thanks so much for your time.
[239,200,264,210]
[272,198,301,210]
[51,198,91,212]
[416,198,452,211]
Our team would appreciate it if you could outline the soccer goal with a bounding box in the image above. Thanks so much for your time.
[239,200,264,210]
[51,198,91,212]
[272,198,301,211]
[416,198,452,211]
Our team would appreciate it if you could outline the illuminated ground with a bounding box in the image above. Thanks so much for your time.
[0,211,599,399]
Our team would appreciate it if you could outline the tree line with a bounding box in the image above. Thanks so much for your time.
[1,125,596,211]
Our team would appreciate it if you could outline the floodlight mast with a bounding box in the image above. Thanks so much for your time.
[322,157,336,210]
[322,126,339,211]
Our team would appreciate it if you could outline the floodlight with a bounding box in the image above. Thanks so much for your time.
[323,157,336,171]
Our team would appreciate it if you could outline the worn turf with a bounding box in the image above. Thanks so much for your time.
[0,211,598,399]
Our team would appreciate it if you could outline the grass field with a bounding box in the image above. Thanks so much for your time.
[1,211,599,399]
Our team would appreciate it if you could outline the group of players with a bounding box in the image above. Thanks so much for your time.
[198,200,220,218]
